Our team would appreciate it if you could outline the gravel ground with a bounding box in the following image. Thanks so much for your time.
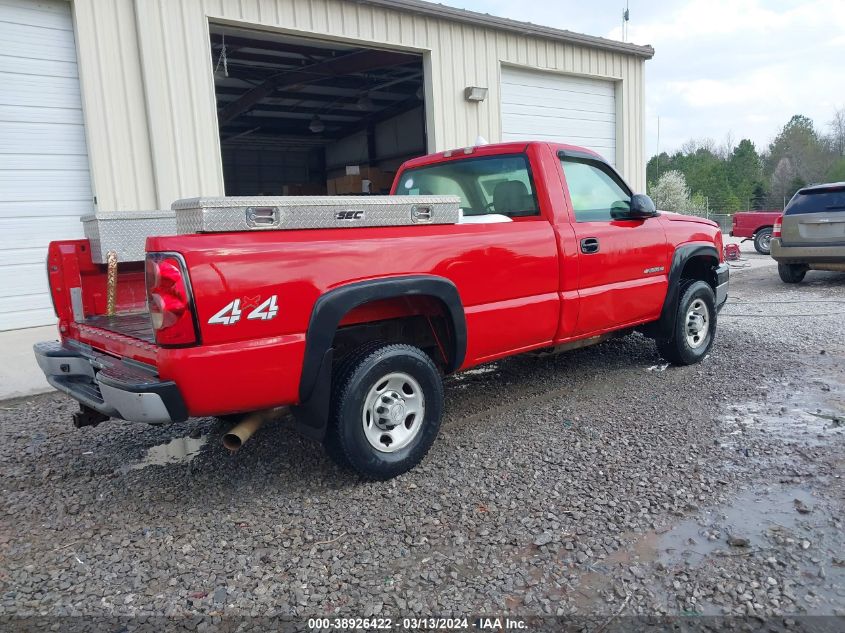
[1,245,843,627]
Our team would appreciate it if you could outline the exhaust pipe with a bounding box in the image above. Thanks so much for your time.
[222,407,285,452]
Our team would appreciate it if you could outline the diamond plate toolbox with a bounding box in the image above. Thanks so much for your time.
[81,211,176,264]
[172,195,461,234]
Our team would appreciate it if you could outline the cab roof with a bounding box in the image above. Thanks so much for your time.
[400,141,604,170]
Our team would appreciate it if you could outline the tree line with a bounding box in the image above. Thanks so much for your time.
[646,109,845,215]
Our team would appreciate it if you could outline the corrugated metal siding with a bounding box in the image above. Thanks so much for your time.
[72,0,647,212]
[0,0,91,330]
[72,0,156,212]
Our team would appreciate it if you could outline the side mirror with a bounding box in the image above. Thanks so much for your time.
[628,194,657,218]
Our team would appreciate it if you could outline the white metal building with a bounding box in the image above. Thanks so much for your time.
[0,0,652,398]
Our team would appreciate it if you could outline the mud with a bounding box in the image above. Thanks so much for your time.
[120,434,209,473]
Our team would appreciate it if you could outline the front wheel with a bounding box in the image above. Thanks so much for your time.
[753,228,772,254]
[778,263,806,283]
[656,280,717,365]
[326,343,444,479]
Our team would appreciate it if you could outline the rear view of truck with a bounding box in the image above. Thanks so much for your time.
[37,238,192,427]
[36,195,462,431]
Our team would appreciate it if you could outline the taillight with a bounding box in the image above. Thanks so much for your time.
[773,215,783,239]
[145,253,197,346]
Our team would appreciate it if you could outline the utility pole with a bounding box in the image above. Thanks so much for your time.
[655,115,660,180]
[622,1,630,42]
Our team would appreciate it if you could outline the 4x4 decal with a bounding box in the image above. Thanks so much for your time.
[209,295,279,325]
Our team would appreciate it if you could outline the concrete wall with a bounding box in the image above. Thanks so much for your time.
[71,0,649,213]
[0,326,54,400]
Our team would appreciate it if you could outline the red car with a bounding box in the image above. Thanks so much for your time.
[35,142,728,478]
[730,210,782,254]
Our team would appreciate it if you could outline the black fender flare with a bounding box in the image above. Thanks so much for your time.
[654,243,720,337]
[292,275,467,439]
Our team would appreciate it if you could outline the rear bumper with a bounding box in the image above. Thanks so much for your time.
[770,238,845,263]
[34,340,187,424]
[715,263,729,311]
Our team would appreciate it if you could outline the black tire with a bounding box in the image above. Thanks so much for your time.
[322,341,386,468]
[326,343,444,479]
[753,227,772,254]
[656,280,717,366]
[778,262,806,284]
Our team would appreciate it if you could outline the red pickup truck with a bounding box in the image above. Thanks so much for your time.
[35,142,728,479]
[730,210,782,254]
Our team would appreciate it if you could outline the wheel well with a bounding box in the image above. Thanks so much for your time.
[331,296,456,372]
[680,255,719,289]
[755,225,773,235]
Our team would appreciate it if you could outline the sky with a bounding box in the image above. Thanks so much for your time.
[439,0,845,157]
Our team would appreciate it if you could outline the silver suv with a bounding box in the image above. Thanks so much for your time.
[771,182,845,283]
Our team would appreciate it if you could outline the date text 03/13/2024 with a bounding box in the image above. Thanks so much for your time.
[306,616,529,630]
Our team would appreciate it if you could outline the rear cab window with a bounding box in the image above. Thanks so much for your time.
[785,186,845,215]
[394,154,540,219]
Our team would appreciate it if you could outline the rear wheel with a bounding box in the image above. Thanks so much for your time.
[753,228,773,254]
[326,343,444,479]
[778,263,807,283]
[656,280,717,365]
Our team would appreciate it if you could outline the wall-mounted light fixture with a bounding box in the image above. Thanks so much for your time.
[464,86,488,102]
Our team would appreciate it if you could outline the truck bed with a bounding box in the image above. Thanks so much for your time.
[84,312,155,344]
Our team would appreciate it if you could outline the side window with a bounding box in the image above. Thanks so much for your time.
[561,159,631,222]
[395,155,540,219]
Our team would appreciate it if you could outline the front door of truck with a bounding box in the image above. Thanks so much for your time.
[558,155,668,336]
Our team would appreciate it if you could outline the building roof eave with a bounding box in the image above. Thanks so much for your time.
[355,0,655,59]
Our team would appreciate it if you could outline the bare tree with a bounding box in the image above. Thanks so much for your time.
[830,106,845,157]
[718,131,736,159]
[679,138,718,156]
[679,139,699,155]
[771,156,798,203]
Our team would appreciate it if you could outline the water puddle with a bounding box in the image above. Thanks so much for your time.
[722,399,844,447]
[654,486,818,567]
[649,485,845,613]
[121,434,208,473]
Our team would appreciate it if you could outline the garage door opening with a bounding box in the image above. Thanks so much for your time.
[210,25,427,196]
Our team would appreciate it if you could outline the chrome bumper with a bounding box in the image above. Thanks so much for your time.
[33,341,187,424]
[715,263,729,311]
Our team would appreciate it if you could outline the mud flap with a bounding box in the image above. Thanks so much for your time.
[290,348,333,441]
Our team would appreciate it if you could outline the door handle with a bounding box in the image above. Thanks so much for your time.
[580,237,600,254]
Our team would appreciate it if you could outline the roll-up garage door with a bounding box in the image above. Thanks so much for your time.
[501,65,617,166]
[0,0,92,330]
